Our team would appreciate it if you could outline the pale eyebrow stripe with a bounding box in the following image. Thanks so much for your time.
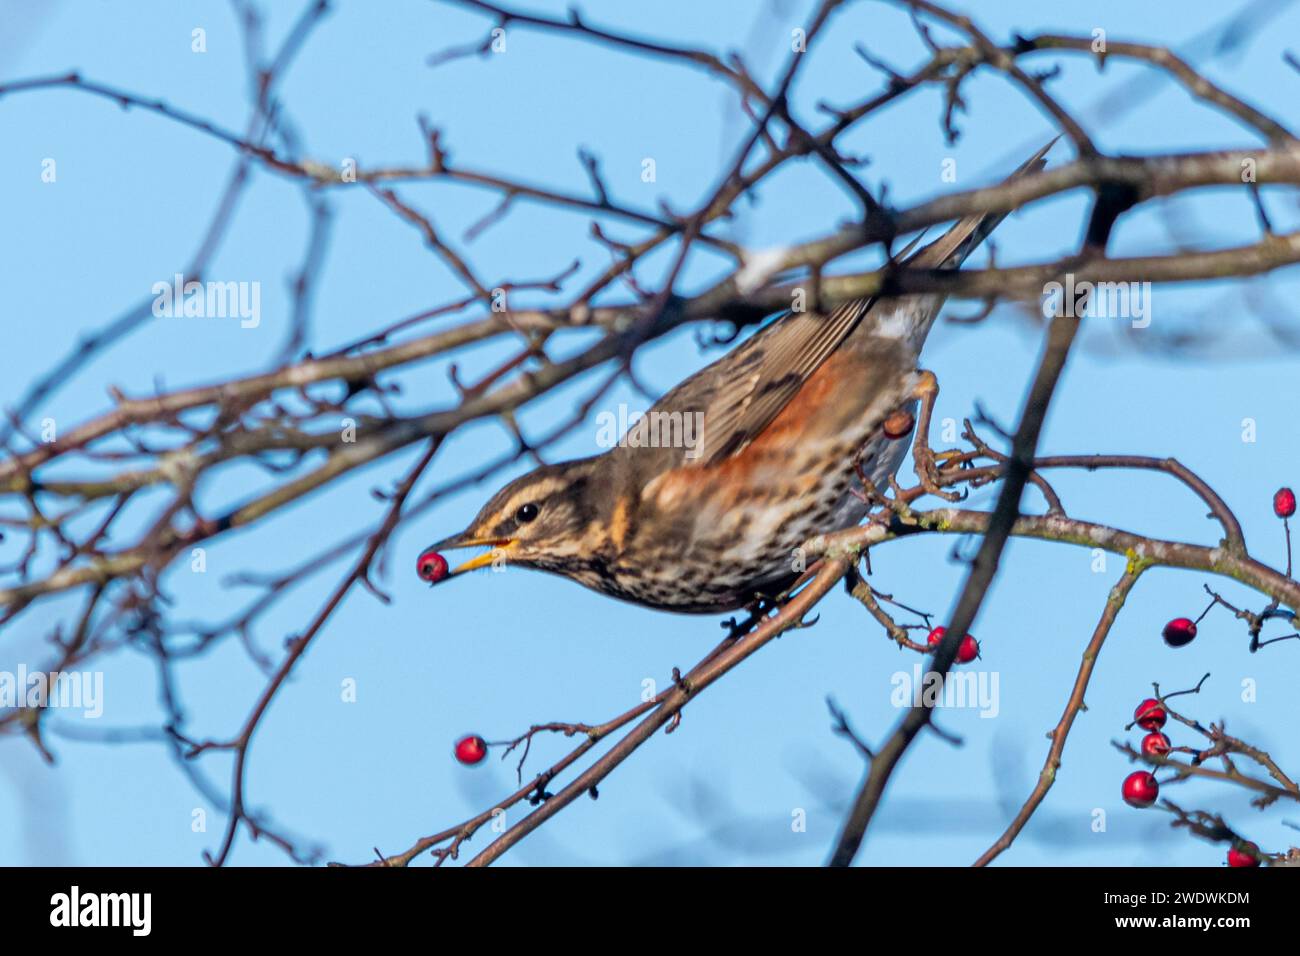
[499,478,564,522]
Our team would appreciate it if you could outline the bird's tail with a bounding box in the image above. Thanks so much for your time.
[904,138,1058,270]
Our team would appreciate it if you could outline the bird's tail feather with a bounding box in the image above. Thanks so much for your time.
[906,137,1058,270]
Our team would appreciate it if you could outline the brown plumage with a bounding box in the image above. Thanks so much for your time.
[426,144,1053,613]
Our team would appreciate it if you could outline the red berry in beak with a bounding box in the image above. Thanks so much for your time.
[1141,732,1171,757]
[1227,842,1261,867]
[927,626,980,663]
[1161,617,1197,648]
[882,409,915,440]
[1274,487,1296,518]
[1134,698,1167,731]
[454,734,488,765]
[417,549,449,583]
[1122,771,1159,808]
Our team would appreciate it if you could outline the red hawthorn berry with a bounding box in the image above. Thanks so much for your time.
[1122,771,1159,808]
[1134,698,1167,731]
[1274,487,1296,519]
[1141,732,1171,757]
[956,635,980,663]
[417,549,449,583]
[927,626,980,663]
[882,409,915,440]
[1227,842,1262,867]
[1161,617,1197,648]
[454,734,488,766]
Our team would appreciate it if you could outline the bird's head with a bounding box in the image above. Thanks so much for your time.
[419,457,606,584]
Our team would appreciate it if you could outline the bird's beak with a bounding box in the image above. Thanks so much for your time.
[425,531,517,578]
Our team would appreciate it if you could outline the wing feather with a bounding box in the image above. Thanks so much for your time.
[648,141,1056,468]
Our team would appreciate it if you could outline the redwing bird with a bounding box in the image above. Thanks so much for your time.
[422,144,1053,613]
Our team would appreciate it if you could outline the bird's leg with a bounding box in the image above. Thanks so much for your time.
[852,457,899,527]
[910,369,966,503]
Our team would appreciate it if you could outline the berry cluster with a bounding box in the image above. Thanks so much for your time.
[1123,697,1264,867]
[1122,698,1169,809]
[1120,489,1292,864]
[927,625,979,663]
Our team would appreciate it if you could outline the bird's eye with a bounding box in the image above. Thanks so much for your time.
[515,502,540,523]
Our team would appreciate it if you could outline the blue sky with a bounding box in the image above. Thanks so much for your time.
[1,0,1298,866]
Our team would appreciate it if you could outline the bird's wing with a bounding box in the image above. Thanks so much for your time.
[686,294,879,464]
[657,227,953,466]
[655,139,1056,467]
